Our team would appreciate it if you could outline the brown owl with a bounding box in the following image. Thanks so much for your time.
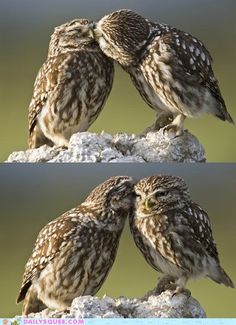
[28,18,114,148]
[91,9,234,135]
[17,176,134,314]
[130,175,234,295]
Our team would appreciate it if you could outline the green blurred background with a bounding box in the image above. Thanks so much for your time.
[0,164,235,317]
[0,0,236,161]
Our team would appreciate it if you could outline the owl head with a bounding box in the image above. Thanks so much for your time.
[85,176,135,214]
[49,19,95,55]
[134,175,190,214]
[91,9,150,66]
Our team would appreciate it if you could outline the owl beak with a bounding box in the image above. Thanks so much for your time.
[89,22,103,39]
[80,25,94,39]
[89,22,96,30]
[144,197,155,210]
[87,22,96,38]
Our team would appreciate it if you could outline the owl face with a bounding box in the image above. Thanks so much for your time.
[49,19,95,54]
[92,9,150,66]
[134,175,190,214]
[86,176,135,213]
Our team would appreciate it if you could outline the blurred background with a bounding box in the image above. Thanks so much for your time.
[0,164,235,317]
[0,0,236,161]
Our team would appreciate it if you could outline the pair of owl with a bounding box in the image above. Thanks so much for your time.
[17,175,234,315]
[29,9,234,149]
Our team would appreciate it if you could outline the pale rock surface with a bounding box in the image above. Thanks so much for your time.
[15,291,206,318]
[6,130,206,163]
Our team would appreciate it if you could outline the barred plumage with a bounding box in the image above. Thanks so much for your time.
[92,9,234,135]
[28,18,114,148]
[130,175,234,294]
[17,176,134,315]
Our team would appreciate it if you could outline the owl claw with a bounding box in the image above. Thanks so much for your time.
[163,123,184,137]
[155,275,191,299]
[162,114,185,137]
[171,287,191,299]
[155,114,173,130]
[140,114,173,137]
[155,275,176,294]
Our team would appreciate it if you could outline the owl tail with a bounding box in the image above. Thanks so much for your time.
[210,265,234,288]
[215,104,234,124]
[223,111,234,124]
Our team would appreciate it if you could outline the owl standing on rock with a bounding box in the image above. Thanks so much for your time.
[91,9,234,136]
[130,175,234,295]
[28,19,114,149]
[17,176,134,315]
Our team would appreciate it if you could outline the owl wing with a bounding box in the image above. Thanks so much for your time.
[182,202,219,261]
[17,207,91,303]
[28,58,55,137]
[148,204,219,273]
[148,26,227,112]
[28,52,82,137]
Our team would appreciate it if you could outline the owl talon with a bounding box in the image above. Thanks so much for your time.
[155,114,173,131]
[171,287,191,299]
[163,124,184,137]
[156,275,177,294]
[140,114,173,137]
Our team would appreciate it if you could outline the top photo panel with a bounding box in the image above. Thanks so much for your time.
[2,0,235,163]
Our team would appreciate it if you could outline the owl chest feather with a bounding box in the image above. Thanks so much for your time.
[132,213,185,277]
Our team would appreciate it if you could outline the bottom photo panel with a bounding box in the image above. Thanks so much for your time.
[0,164,235,318]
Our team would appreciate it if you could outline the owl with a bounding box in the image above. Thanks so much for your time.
[28,18,114,148]
[91,9,234,135]
[130,175,234,295]
[16,176,134,315]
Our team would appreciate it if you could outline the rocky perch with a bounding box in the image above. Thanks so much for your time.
[6,130,205,163]
[16,291,206,318]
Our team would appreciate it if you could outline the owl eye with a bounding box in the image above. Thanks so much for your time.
[135,193,142,201]
[155,190,169,198]
[66,30,76,36]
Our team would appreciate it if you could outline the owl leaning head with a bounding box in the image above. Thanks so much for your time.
[85,176,135,213]
[90,9,151,66]
[134,175,190,214]
[49,18,95,55]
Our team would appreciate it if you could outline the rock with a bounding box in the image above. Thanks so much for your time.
[6,130,206,163]
[15,291,206,318]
